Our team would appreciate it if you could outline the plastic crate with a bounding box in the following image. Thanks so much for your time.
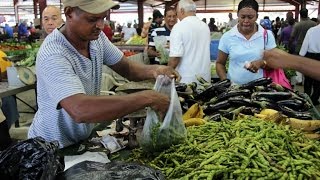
[210,40,219,61]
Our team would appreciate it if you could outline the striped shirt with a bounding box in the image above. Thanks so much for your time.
[28,28,123,148]
[149,25,171,47]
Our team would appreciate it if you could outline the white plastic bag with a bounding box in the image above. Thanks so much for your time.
[139,75,187,152]
[153,36,169,65]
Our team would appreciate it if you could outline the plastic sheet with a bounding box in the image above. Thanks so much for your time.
[57,161,165,180]
[0,137,64,180]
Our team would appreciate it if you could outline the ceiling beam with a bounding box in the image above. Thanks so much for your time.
[196,9,297,13]
[280,0,300,6]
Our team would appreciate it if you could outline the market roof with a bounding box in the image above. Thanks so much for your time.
[0,0,318,15]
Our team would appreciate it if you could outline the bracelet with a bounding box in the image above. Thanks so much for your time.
[262,60,267,69]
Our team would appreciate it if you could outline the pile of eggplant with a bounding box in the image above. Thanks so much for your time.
[176,77,313,121]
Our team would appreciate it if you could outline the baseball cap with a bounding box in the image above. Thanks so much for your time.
[62,0,120,14]
[153,9,163,19]
[260,19,272,30]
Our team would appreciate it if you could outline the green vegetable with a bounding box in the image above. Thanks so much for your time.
[129,116,320,179]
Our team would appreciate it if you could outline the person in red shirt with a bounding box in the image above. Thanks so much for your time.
[103,20,113,41]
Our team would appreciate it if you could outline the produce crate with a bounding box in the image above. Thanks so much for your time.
[210,40,219,61]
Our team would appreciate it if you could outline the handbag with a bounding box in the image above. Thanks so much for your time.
[263,29,292,90]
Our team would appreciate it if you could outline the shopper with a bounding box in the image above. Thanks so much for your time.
[216,0,276,85]
[279,18,295,53]
[299,15,320,105]
[41,5,63,38]
[148,7,177,64]
[208,18,219,32]
[3,24,13,38]
[28,0,180,148]
[227,13,237,28]
[121,22,137,41]
[102,20,113,41]
[18,21,29,39]
[289,8,317,55]
[168,0,211,84]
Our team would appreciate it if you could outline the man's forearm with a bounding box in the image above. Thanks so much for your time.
[290,55,320,81]
[168,57,180,69]
[61,91,157,123]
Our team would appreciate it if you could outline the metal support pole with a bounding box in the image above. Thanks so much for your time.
[38,0,47,26]
[137,0,144,28]
[13,0,18,23]
[33,0,38,19]
[295,5,300,21]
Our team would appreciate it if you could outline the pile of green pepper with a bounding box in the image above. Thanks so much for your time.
[129,116,320,179]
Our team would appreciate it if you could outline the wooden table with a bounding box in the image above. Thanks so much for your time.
[0,82,37,127]
[0,82,35,98]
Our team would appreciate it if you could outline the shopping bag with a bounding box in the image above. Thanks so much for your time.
[264,68,292,90]
[153,36,169,65]
[139,75,187,152]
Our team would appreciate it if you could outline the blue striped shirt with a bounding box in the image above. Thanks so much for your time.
[28,29,123,148]
[149,26,171,47]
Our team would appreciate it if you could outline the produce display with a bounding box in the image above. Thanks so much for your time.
[130,117,320,179]
[125,35,147,45]
[0,42,40,67]
[122,76,320,179]
[178,77,314,122]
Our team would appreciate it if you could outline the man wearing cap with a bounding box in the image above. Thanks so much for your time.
[27,0,180,148]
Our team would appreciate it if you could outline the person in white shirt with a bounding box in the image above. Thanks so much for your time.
[121,22,137,41]
[227,13,238,28]
[299,15,320,105]
[168,0,211,84]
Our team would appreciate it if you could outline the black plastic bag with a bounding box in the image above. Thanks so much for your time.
[57,161,165,180]
[0,137,64,180]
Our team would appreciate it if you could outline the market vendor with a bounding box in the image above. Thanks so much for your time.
[216,0,276,85]
[168,0,211,84]
[28,0,180,149]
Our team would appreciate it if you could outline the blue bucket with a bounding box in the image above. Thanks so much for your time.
[210,40,220,61]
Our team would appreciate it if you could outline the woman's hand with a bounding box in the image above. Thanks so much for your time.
[153,65,181,82]
[245,60,266,73]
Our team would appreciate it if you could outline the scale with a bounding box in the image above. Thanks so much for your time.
[3,54,36,87]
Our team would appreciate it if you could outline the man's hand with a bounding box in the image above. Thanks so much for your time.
[153,65,181,82]
[263,48,290,69]
[144,90,170,120]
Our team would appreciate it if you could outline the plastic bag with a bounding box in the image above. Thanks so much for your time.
[139,75,187,152]
[57,161,165,180]
[153,36,169,64]
[0,137,64,180]
[264,68,292,90]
